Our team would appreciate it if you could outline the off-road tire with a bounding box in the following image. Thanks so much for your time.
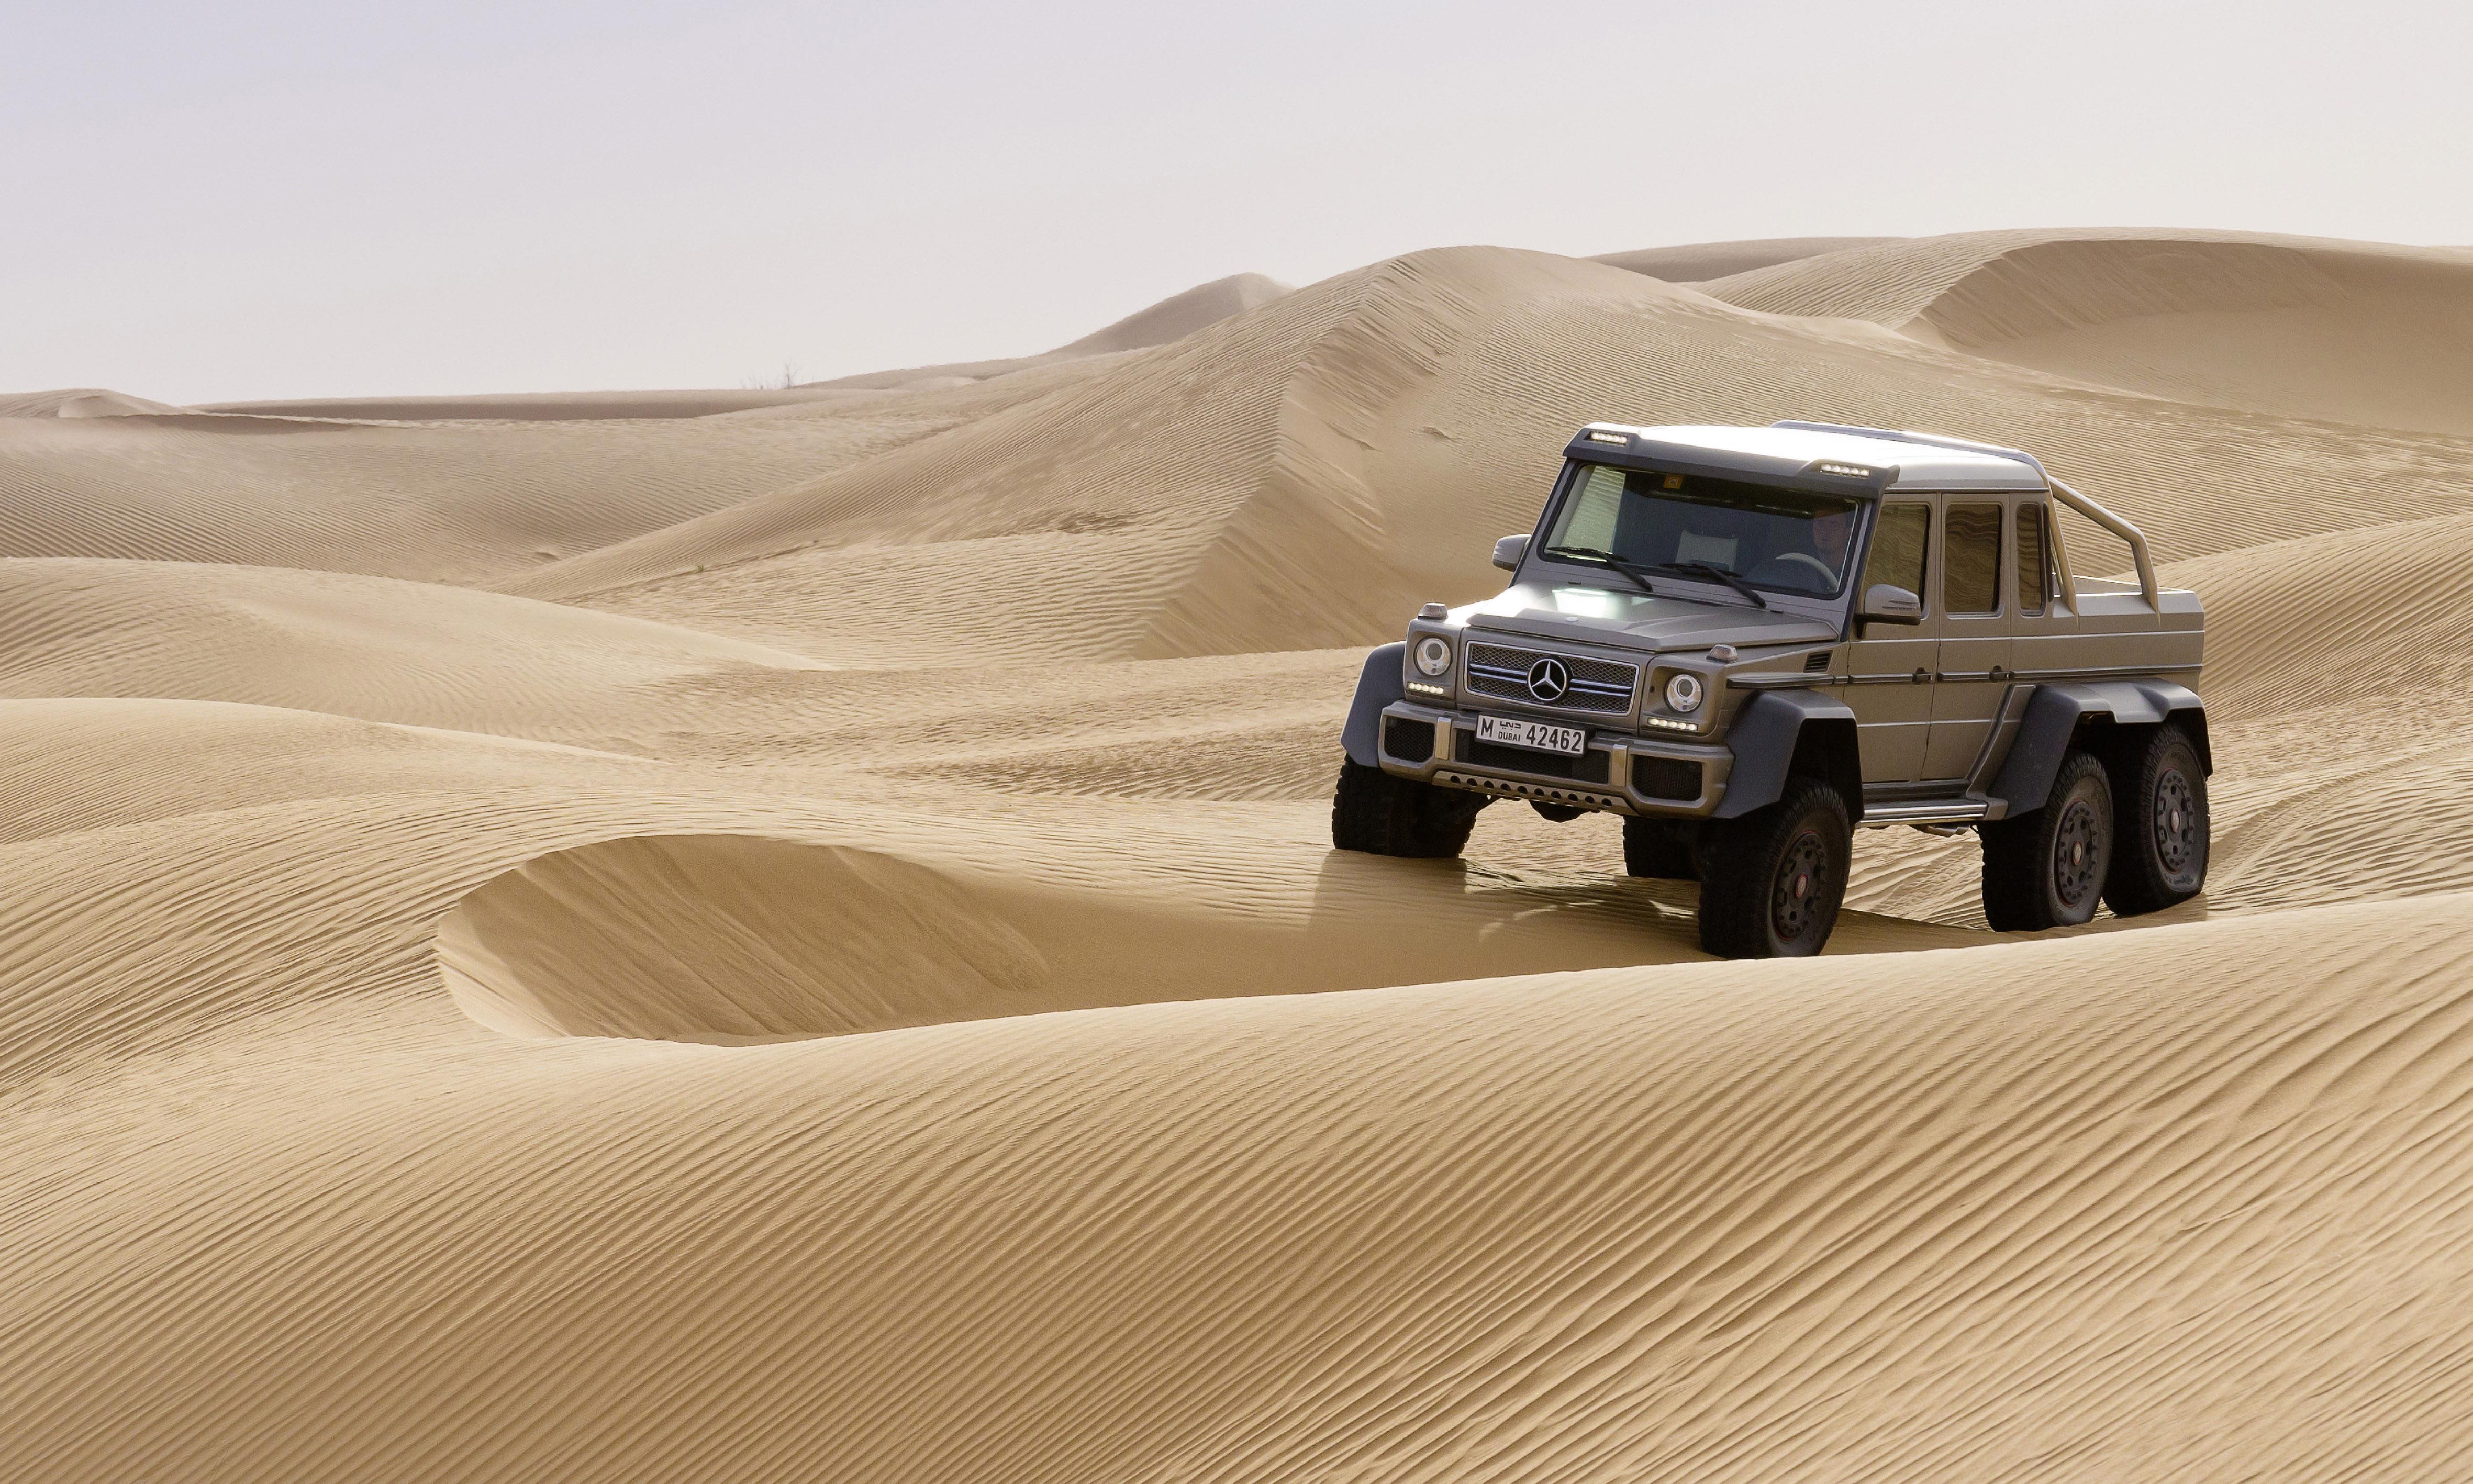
[1623,815,1700,880]
[1330,758,1484,858]
[1980,749,2114,931]
[1696,777,1851,958]
[2104,723,2209,917]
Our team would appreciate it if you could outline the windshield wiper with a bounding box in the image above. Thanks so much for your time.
[1649,561,1768,610]
[1541,545,1661,599]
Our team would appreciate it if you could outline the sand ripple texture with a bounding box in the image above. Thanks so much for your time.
[8,229,2473,1481]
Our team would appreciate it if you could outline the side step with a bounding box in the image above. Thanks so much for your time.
[1858,799,1989,829]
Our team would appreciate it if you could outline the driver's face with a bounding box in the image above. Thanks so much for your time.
[1814,510,1852,563]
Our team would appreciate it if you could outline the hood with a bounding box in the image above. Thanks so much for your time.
[1458,582,1839,651]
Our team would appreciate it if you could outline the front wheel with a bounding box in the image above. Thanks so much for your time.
[2105,724,2209,917]
[1980,749,2113,931]
[1330,758,1485,858]
[1696,777,1851,958]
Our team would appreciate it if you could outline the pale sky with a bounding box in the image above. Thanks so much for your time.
[8,0,2468,404]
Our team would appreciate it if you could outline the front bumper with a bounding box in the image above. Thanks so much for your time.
[1374,701,1733,817]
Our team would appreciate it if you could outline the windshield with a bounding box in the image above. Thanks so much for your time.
[1540,463,1863,599]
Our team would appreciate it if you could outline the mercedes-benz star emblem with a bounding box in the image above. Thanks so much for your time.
[1527,657,1570,703]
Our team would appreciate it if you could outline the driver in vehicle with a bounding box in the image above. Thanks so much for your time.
[1811,506,1853,572]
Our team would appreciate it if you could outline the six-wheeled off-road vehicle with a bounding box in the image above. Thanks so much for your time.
[1333,421,2210,958]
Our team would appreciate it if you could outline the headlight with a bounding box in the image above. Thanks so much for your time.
[1414,635,1453,677]
[1664,671,1705,713]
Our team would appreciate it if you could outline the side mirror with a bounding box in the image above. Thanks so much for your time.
[1857,583,1923,625]
[1491,534,1530,572]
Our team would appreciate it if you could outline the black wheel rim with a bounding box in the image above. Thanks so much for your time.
[2054,799,2101,907]
[2154,768,2196,874]
[1770,829,1831,944]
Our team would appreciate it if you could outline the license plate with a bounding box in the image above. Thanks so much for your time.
[1475,715,1588,755]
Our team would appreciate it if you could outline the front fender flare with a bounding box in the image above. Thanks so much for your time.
[1717,689,1859,818]
[1341,643,1407,766]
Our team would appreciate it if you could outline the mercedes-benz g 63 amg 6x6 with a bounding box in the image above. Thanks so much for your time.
[1333,421,2210,958]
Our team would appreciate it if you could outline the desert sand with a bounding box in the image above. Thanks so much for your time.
[7,229,2473,1480]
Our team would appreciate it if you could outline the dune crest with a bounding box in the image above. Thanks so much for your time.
[439,835,1050,1041]
[799,271,1296,390]
[194,389,872,422]
[1592,235,1905,282]
[436,829,1975,1046]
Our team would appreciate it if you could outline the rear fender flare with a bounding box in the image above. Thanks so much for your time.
[1717,689,1861,818]
[1341,643,1408,766]
[1990,680,2210,816]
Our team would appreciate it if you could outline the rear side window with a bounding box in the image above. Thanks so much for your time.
[1945,503,2003,615]
[1864,504,1931,608]
[2017,503,2049,615]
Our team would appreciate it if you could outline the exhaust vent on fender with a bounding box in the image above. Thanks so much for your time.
[1804,650,1834,673]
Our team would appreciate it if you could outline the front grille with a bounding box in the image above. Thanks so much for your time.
[1464,641,1637,714]
[1456,735,1613,784]
[1382,716,1435,764]
[1632,756,1703,800]
[1804,650,1834,673]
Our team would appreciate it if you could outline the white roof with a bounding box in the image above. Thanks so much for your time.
[1583,421,2050,492]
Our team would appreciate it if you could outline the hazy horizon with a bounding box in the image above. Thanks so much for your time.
[10,0,2468,404]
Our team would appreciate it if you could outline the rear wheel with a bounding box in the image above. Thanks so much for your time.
[1697,777,1851,958]
[1980,749,2113,931]
[1330,758,1485,858]
[2105,723,2209,916]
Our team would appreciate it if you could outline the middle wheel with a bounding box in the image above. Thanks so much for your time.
[1979,748,2114,931]
[1696,776,1852,958]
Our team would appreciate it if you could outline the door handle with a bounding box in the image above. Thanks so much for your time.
[1911,667,1930,685]
[1990,665,2012,682]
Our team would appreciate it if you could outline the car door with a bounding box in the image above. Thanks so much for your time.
[2009,496,2078,675]
[1844,499,1937,784]
[1924,497,2014,782]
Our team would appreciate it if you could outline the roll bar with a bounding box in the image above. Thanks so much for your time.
[2047,478,2159,613]
[1769,422,2159,612]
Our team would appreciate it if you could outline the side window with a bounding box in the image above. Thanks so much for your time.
[1945,502,2003,615]
[1864,503,1930,607]
[2017,503,2049,616]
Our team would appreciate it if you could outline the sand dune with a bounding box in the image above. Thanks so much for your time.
[12,773,2473,1480]
[0,397,988,582]
[1698,229,2473,433]
[0,387,193,418]
[499,243,2473,668]
[195,275,1293,417]
[0,559,820,742]
[8,227,2473,1480]
[440,827,1973,1044]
